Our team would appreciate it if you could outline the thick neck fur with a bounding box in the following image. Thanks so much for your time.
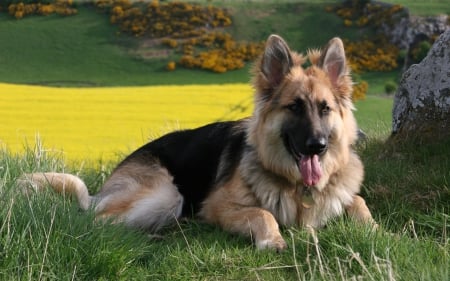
[240,143,363,228]
[240,147,301,226]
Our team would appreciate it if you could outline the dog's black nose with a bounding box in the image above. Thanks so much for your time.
[306,136,327,155]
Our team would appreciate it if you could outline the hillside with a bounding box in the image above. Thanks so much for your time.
[0,1,397,88]
[1,1,447,89]
[1,0,448,88]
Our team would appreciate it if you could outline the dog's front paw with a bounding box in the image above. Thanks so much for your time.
[256,235,287,252]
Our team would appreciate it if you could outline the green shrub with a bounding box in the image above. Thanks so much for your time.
[397,49,407,65]
[411,40,431,63]
[384,80,397,95]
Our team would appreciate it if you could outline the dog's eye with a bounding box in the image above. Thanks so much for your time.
[286,103,301,114]
[287,103,299,112]
[286,99,303,114]
[321,102,331,115]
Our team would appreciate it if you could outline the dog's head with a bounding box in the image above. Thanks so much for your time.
[247,35,358,188]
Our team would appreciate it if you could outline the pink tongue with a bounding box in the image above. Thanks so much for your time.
[299,155,322,186]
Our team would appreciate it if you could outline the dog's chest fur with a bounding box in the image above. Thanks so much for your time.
[240,149,300,226]
[240,149,354,228]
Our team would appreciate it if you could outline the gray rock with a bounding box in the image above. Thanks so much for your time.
[392,30,450,139]
[382,13,449,50]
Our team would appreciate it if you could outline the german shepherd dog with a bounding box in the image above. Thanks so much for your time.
[21,34,375,251]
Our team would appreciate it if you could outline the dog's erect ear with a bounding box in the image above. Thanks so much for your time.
[261,34,293,89]
[319,37,347,87]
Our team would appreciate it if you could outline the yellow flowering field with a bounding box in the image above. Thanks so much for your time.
[0,83,253,162]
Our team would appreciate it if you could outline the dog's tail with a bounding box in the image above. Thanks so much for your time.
[17,172,92,210]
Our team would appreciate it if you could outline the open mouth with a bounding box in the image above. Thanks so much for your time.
[286,137,323,187]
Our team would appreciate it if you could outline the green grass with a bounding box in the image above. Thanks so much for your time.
[384,0,450,16]
[226,1,367,50]
[362,136,450,224]
[354,96,393,137]
[1,134,448,280]
[0,6,255,86]
[362,70,403,96]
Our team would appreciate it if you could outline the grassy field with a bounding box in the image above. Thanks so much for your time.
[0,1,444,91]
[1,131,448,280]
[0,6,248,87]
[385,0,450,15]
[0,2,387,88]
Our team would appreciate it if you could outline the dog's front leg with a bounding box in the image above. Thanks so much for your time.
[345,195,377,227]
[228,206,287,251]
[200,180,287,251]
[202,203,287,251]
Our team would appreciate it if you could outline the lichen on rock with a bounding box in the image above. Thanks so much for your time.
[392,30,450,141]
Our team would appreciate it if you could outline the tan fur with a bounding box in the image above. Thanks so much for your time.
[19,35,375,251]
[19,172,91,210]
[20,161,183,232]
[199,170,287,250]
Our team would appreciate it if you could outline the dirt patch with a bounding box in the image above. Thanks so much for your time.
[244,9,275,19]
[140,38,161,48]
[134,49,171,60]
[131,38,171,60]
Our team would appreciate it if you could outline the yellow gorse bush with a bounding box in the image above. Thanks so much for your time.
[177,32,264,73]
[97,0,232,38]
[327,1,402,73]
[326,2,401,73]
[97,0,264,73]
[166,61,176,71]
[0,83,253,162]
[344,38,399,73]
[352,80,368,101]
[330,0,405,28]
[7,0,77,19]
[325,1,406,99]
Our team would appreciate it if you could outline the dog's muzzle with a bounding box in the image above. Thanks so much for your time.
[285,135,328,187]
